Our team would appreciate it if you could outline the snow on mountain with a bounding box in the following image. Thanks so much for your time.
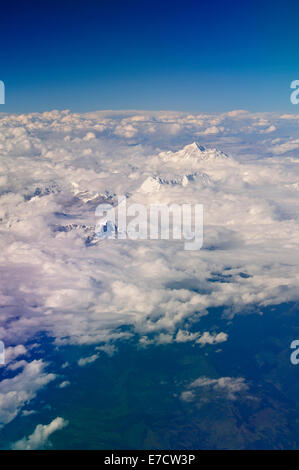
[24,182,61,201]
[159,142,229,164]
[138,172,212,193]
[136,143,228,196]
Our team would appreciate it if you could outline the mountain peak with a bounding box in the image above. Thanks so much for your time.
[159,142,229,164]
[184,142,206,152]
[138,172,212,193]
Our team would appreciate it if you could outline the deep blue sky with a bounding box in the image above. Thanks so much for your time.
[1,0,299,113]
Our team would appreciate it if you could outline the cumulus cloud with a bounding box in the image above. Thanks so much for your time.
[196,332,228,346]
[4,345,27,363]
[78,354,99,367]
[12,417,68,450]
[139,330,228,346]
[0,360,56,427]
[181,376,249,402]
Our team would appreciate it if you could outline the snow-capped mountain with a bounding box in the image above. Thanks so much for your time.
[159,142,229,164]
[138,172,212,193]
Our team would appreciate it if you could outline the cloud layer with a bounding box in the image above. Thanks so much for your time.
[0,109,298,429]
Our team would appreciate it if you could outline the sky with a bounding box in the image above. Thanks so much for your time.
[1,0,299,113]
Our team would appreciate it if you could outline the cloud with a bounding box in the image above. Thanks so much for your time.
[4,345,27,363]
[260,124,276,134]
[0,109,298,354]
[175,330,201,343]
[272,138,299,154]
[22,409,37,417]
[201,125,224,135]
[78,354,99,367]
[58,380,70,389]
[139,329,228,347]
[0,360,56,427]
[196,332,228,346]
[181,376,249,402]
[12,417,68,450]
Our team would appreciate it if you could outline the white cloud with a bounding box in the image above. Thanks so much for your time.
[196,332,228,346]
[272,138,299,154]
[22,409,37,417]
[12,417,68,450]
[4,345,27,363]
[181,376,249,401]
[175,330,200,343]
[260,125,276,134]
[78,354,99,367]
[0,360,56,427]
[180,390,195,402]
[58,380,70,389]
